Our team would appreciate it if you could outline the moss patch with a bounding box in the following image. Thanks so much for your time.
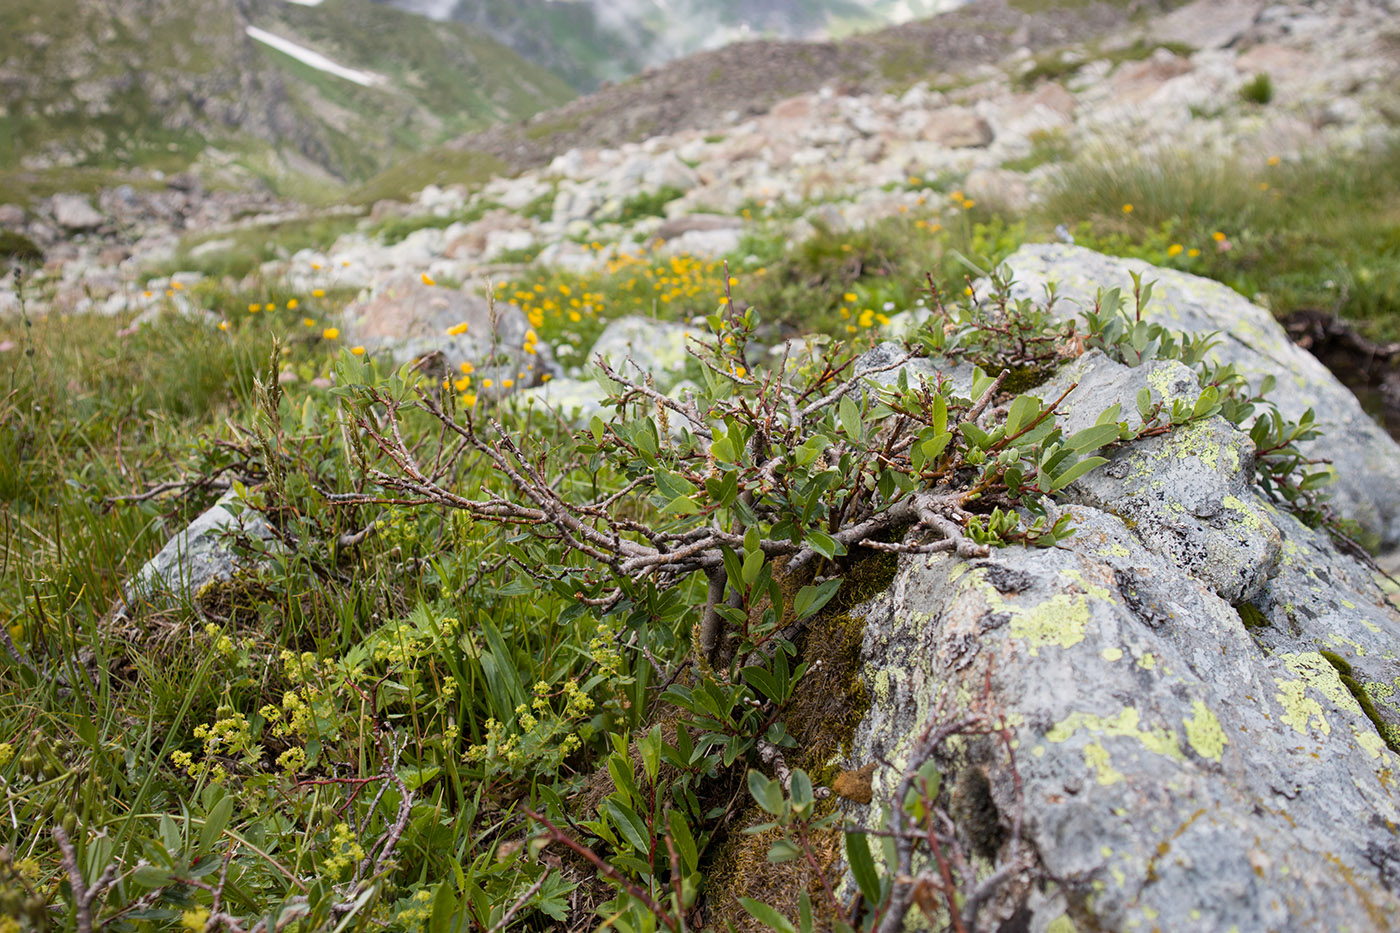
[1322,651,1400,754]
[704,549,898,929]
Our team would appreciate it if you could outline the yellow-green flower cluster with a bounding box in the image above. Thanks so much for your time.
[321,822,366,880]
[180,907,210,932]
[0,742,12,769]
[394,888,435,929]
[587,622,623,678]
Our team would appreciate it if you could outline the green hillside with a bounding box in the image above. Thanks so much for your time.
[0,0,573,193]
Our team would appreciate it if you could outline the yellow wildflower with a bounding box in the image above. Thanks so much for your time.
[312,288,325,298]
[303,317,315,327]
[218,321,229,332]
[322,327,340,340]
[447,322,470,336]
[1167,244,1183,257]
[1122,203,1134,214]
[421,273,436,286]
[287,298,298,310]
[351,346,365,356]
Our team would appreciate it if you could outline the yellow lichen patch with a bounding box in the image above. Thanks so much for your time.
[1138,653,1157,671]
[978,567,1113,656]
[1272,651,1389,757]
[1083,740,1124,785]
[1183,700,1227,761]
[1220,495,1264,531]
[1146,365,1191,403]
[1274,676,1330,736]
[1169,420,1239,473]
[1102,647,1124,662]
[1046,707,1183,762]
[1008,592,1093,653]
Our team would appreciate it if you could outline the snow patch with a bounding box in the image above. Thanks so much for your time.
[245,26,388,88]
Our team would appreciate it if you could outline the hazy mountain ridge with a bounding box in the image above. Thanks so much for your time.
[0,0,573,186]
[375,0,970,90]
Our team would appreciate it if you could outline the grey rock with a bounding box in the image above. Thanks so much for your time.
[339,273,560,389]
[920,107,995,148]
[126,493,281,605]
[655,214,744,242]
[587,316,694,388]
[1154,0,1265,50]
[998,244,1400,551]
[0,204,26,227]
[847,496,1400,930]
[49,194,105,231]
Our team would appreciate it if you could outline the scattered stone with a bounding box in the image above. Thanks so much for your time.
[49,194,106,231]
[920,107,995,148]
[124,492,282,606]
[338,273,560,387]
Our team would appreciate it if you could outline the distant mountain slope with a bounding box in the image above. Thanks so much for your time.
[376,0,970,91]
[0,0,574,182]
[413,0,1144,179]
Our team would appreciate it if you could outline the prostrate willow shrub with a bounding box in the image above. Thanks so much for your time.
[0,263,1329,933]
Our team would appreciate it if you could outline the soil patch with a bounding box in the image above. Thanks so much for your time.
[1286,309,1400,441]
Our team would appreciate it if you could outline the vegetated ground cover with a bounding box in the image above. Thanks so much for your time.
[1,238,1333,930]
[1,134,1395,931]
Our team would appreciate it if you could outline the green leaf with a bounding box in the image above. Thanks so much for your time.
[654,469,697,501]
[160,814,183,859]
[1136,387,1154,420]
[845,831,881,904]
[603,799,652,856]
[665,495,701,515]
[428,880,457,933]
[805,528,842,560]
[920,432,952,463]
[1094,402,1122,426]
[1006,394,1040,436]
[667,810,699,873]
[961,422,991,449]
[738,898,798,933]
[639,727,663,784]
[742,549,764,587]
[1066,423,1120,454]
[198,796,233,856]
[747,769,785,816]
[767,839,802,863]
[932,393,948,435]
[1051,456,1108,490]
[133,864,172,889]
[839,394,863,441]
[793,579,841,620]
[789,769,813,812]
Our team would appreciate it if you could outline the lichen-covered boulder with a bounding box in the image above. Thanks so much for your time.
[1038,350,1282,604]
[847,494,1400,930]
[842,374,1400,930]
[998,244,1400,552]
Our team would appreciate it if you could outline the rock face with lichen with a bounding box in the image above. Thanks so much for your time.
[840,328,1400,930]
[998,244,1400,553]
